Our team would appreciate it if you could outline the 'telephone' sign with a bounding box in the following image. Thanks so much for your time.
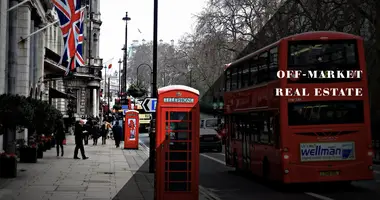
[163,98,194,103]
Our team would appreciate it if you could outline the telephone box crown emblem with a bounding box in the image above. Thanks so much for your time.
[176,92,182,96]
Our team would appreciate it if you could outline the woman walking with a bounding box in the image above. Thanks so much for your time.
[101,120,111,145]
[55,120,66,157]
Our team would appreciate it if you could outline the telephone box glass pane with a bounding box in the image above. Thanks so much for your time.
[166,172,188,181]
[170,112,188,120]
[167,162,189,170]
[167,182,188,191]
[166,152,188,160]
[169,142,188,150]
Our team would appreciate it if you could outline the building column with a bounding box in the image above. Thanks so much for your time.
[92,88,96,117]
[29,19,35,96]
[0,0,5,150]
[95,88,100,116]
[0,0,8,95]
[36,23,45,98]
[14,2,31,96]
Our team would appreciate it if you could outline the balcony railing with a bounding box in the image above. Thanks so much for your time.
[87,58,103,67]
[76,67,90,73]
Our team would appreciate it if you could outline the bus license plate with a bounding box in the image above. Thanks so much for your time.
[319,171,340,176]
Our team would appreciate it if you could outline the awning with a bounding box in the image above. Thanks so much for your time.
[49,88,76,99]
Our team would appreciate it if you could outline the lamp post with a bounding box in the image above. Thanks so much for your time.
[118,59,122,95]
[122,12,131,93]
[149,0,158,173]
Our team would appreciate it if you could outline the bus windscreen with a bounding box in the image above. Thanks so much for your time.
[288,100,364,126]
[287,40,360,83]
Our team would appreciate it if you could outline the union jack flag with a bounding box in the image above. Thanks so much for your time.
[53,0,85,76]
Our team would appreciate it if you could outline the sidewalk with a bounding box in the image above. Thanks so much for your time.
[0,136,211,200]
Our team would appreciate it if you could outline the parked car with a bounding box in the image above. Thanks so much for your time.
[200,119,222,152]
[201,118,226,144]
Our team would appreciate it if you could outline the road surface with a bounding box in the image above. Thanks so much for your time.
[139,134,380,200]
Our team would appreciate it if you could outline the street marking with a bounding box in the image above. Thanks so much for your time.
[305,193,335,200]
[201,154,335,200]
[139,140,150,150]
[201,154,225,165]
[199,185,222,200]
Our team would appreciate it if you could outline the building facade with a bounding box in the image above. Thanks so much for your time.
[0,0,103,151]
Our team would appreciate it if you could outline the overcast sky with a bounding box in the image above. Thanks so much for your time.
[99,0,206,75]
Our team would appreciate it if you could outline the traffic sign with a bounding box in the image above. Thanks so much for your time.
[142,98,157,112]
[121,105,129,115]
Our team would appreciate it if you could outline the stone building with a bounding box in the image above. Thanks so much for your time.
[0,0,103,150]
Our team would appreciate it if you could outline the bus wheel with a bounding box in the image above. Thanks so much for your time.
[262,158,269,181]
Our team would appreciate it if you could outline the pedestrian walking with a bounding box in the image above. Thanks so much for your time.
[55,120,66,157]
[112,121,122,148]
[100,120,110,145]
[92,123,100,145]
[83,118,92,145]
[74,120,89,160]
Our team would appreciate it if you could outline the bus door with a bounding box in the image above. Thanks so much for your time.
[225,115,232,166]
[241,116,250,171]
[230,115,238,167]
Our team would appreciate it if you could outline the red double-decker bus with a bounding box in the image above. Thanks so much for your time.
[223,31,374,183]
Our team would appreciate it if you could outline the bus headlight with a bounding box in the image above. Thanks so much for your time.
[284,169,289,174]
[369,165,373,170]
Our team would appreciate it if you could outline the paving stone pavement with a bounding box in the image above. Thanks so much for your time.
[0,136,210,200]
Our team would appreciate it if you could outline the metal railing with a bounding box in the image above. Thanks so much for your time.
[92,13,101,22]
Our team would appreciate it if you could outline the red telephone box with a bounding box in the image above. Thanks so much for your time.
[155,85,200,200]
[124,110,139,149]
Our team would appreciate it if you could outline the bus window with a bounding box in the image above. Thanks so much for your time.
[272,113,280,148]
[260,113,270,144]
[237,66,242,89]
[249,57,258,86]
[231,115,237,139]
[257,52,269,83]
[287,40,360,83]
[231,68,238,90]
[241,64,250,88]
[269,47,278,80]
[250,112,261,143]
[225,70,231,91]
[288,100,364,126]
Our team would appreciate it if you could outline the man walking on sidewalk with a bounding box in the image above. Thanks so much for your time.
[55,120,66,157]
[112,121,122,148]
[74,120,89,160]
